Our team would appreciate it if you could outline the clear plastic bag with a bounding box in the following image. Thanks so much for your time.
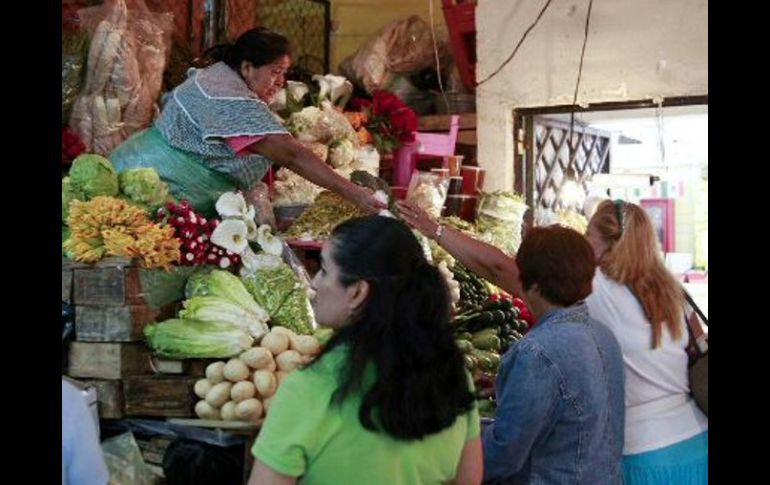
[246,182,277,229]
[475,191,529,255]
[62,29,90,126]
[101,432,155,485]
[339,15,449,95]
[406,170,450,219]
[70,0,174,155]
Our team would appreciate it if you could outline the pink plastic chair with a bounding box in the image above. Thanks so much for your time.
[393,115,460,187]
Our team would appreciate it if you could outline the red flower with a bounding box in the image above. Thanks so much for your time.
[62,128,86,166]
[351,91,418,154]
[388,109,418,141]
[372,90,403,116]
[349,97,372,112]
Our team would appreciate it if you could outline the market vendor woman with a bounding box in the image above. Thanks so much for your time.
[111,27,384,216]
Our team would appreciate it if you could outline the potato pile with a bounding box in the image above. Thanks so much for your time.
[193,326,321,422]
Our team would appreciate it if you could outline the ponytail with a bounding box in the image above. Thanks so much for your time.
[202,43,235,67]
[308,216,474,440]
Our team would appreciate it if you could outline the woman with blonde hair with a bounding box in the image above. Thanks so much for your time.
[585,199,708,484]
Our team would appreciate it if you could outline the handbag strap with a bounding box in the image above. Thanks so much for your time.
[682,289,708,355]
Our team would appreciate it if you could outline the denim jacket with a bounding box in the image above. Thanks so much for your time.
[482,303,625,484]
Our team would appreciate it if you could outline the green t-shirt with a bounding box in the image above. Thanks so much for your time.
[252,346,480,484]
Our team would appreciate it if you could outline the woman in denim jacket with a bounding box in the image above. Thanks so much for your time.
[398,200,625,484]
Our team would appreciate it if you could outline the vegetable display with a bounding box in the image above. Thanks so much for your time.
[118,168,172,212]
[67,154,119,199]
[63,196,180,269]
[192,326,321,422]
[241,264,315,335]
[143,319,254,359]
[447,261,535,418]
[475,191,529,255]
[284,191,366,241]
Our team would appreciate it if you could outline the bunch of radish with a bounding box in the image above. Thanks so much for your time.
[193,326,321,422]
[156,200,241,268]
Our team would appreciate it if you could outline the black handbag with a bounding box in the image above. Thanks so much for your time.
[683,290,708,416]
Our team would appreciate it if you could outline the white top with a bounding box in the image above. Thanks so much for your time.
[62,380,109,485]
[586,270,708,455]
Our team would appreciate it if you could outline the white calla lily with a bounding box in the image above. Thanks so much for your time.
[215,192,248,218]
[312,75,332,102]
[211,219,249,254]
[256,224,284,256]
[238,246,284,277]
[269,88,287,111]
[239,245,260,277]
[327,75,353,106]
[244,218,258,241]
[287,81,309,102]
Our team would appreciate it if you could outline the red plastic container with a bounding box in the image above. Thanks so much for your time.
[442,0,477,92]
[461,166,486,195]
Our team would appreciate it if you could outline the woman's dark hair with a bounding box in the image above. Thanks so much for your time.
[204,27,291,70]
[312,216,474,441]
[516,225,596,306]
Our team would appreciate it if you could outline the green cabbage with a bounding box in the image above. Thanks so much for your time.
[144,319,253,358]
[118,168,172,212]
[69,154,119,199]
[62,176,85,223]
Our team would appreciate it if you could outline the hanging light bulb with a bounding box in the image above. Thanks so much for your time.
[562,166,585,209]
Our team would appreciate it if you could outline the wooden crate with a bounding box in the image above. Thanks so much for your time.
[81,379,125,419]
[68,342,152,380]
[72,257,146,307]
[62,258,90,303]
[75,303,176,342]
[149,357,209,377]
[123,376,197,417]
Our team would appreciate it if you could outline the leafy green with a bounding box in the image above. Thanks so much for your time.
[242,263,316,334]
[241,264,298,315]
[186,270,264,317]
[62,176,85,223]
[143,319,253,358]
[272,289,314,335]
[118,168,172,212]
[68,154,119,199]
[179,296,269,338]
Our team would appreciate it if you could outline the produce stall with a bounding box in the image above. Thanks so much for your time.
[61,2,544,482]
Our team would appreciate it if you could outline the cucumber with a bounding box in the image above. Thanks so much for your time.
[471,333,501,352]
[455,339,474,354]
[456,331,473,341]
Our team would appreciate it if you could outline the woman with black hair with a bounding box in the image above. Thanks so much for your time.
[111,27,384,216]
[248,216,482,485]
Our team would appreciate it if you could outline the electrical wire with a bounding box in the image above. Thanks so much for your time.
[428,0,449,111]
[476,0,555,87]
[568,0,595,160]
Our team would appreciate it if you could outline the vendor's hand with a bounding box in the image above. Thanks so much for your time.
[351,186,388,214]
[396,200,439,238]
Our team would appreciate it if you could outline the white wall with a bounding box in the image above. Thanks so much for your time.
[476,0,708,191]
